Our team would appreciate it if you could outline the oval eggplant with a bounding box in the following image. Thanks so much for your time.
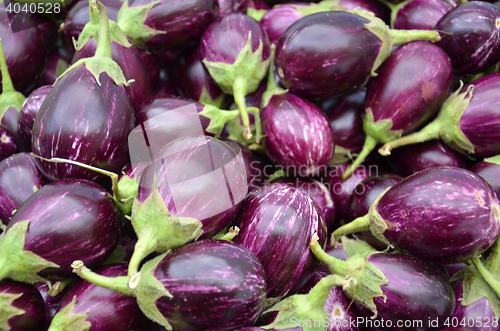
[469,158,500,197]
[0,126,17,163]
[394,0,458,30]
[17,85,52,148]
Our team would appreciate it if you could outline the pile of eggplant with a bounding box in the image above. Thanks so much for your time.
[1,0,500,330]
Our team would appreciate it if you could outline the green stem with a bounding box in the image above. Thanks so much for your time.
[128,229,158,281]
[261,44,287,109]
[88,0,99,25]
[219,226,240,241]
[233,76,251,140]
[472,256,500,299]
[248,107,262,143]
[485,239,500,278]
[341,135,378,180]
[267,169,287,183]
[332,214,371,243]
[390,29,441,46]
[307,273,347,308]
[378,119,442,156]
[0,38,15,93]
[388,0,412,28]
[71,261,134,296]
[310,233,350,277]
[94,1,112,59]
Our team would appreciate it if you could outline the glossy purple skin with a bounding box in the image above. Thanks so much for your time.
[154,240,267,331]
[275,177,336,231]
[262,93,335,177]
[219,0,247,17]
[233,183,327,299]
[0,153,48,226]
[36,282,67,330]
[17,85,52,148]
[63,0,122,51]
[199,13,271,65]
[355,253,455,330]
[338,0,390,24]
[57,264,149,331]
[325,88,366,154]
[0,280,46,331]
[0,10,46,95]
[73,39,151,110]
[275,11,382,99]
[151,69,180,98]
[443,262,467,278]
[260,3,305,45]
[138,49,161,91]
[0,126,18,163]
[6,179,121,278]
[347,174,403,249]
[174,48,225,103]
[394,0,458,30]
[128,0,218,50]
[469,160,500,197]
[452,281,497,331]
[365,41,453,134]
[37,47,72,87]
[387,140,468,177]
[435,2,500,75]
[376,167,500,263]
[2,107,26,152]
[32,66,135,182]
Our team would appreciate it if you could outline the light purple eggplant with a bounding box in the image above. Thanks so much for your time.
[341,41,453,179]
[17,85,52,148]
[380,72,500,158]
[274,10,440,100]
[469,156,500,197]
[435,1,500,75]
[233,183,327,300]
[0,280,46,331]
[393,0,458,30]
[0,126,17,163]
[0,179,121,281]
[0,153,49,226]
[387,140,468,177]
[333,166,500,263]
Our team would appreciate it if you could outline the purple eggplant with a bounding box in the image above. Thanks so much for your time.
[0,126,17,163]
[37,48,71,87]
[116,0,218,50]
[274,10,440,100]
[380,72,500,158]
[17,85,52,148]
[338,0,390,23]
[219,0,248,17]
[469,156,500,197]
[233,183,327,300]
[393,0,458,30]
[387,140,468,177]
[246,0,270,21]
[49,264,149,331]
[200,13,271,140]
[0,280,46,331]
[225,140,268,192]
[0,179,121,282]
[36,281,69,330]
[333,166,500,263]
[0,153,48,226]
[341,41,453,179]
[174,48,227,108]
[435,1,500,75]
[138,49,160,91]
[451,281,498,330]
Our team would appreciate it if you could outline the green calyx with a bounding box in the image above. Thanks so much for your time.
[377,0,412,28]
[199,106,240,137]
[0,292,24,330]
[261,274,348,331]
[0,220,59,286]
[330,145,354,165]
[246,8,267,21]
[341,236,379,258]
[293,0,344,18]
[484,155,500,165]
[47,296,91,331]
[0,37,26,119]
[56,0,134,87]
[198,87,226,109]
[117,0,165,49]
[261,44,288,109]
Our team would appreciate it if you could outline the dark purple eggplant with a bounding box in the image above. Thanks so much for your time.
[341,41,453,179]
[393,0,458,30]
[151,68,178,98]
[274,10,440,100]
[0,126,17,163]
[469,155,500,197]
[435,1,500,75]
[233,183,327,300]
[338,0,390,23]
[32,2,135,182]
[451,281,498,330]
[17,85,52,148]
[0,153,48,226]
[380,72,500,158]
[36,48,71,87]
[138,49,161,91]
[219,0,248,17]
[49,264,149,331]
[0,280,46,331]
[0,179,121,282]
[36,281,69,330]
[116,0,218,50]
[174,48,226,108]
[387,140,468,177]
[73,239,267,331]
[333,166,500,263]
[200,13,271,140]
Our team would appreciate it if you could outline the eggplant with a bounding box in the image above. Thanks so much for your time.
[49,264,149,331]
[341,41,453,179]
[469,155,500,197]
[0,280,46,331]
[337,0,390,23]
[72,239,267,331]
[32,1,135,182]
[274,10,440,99]
[333,166,500,263]
[224,140,267,192]
[435,1,500,75]
[0,153,48,226]
[380,72,500,158]
[37,49,71,87]
[393,0,458,30]
[219,0,248,17]
[116,0,218,50]
[0,179,121,282]
[0,126,17,163]
[138,49,161,91]
[17,85,52,148]
[233,183,327,300]
[199,13,271,140]
[451,281,498,330]
[36,281,68,330]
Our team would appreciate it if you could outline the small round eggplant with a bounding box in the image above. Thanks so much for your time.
[469,157,500,197]
[393,0,458,30]
[17,85,52,148]
[0,153,48,226]
[233,183,327,300]
[0,280,46,331]
[435,1,500,75]
[0,126,17,162]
